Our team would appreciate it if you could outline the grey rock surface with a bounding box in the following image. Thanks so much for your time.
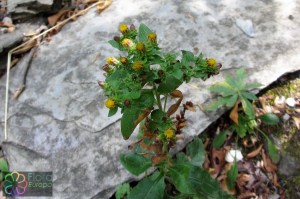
[7,0,61,20]
[1,0,300,198]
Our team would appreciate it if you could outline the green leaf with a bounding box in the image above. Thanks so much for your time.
[266,137,280,163]
[235,68,247,89]
[208,95,237,111]
[241,97,255,119]
[168,163,192,194]
[128,172,165,199]
[187,138,205,166]
[108,107,118,117]
[225,94,238,108]
[157,75,182,94]
[139,89,155,108]
[116,183,130,199]
[213,131,228,149]
[187,166,234,199]
[181,50,195,66]
[245,82,263,90]
[120,153,152,176]
[207,98,228,111]
[209,82,236,97]
[0,158,8,181]
[108,40,122,50]
[259,113,280,126]
[227,160,238,190]
[241,91,257,100]
[121,108,141,139]
[138,23,152,43]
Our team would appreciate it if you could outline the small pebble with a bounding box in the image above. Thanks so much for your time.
[282,113,290,121]
[286,97,296,107]
[265,105,273,113]
[236,18,255,38]
[225,149,243,163]
[2,17,13,25]
[274,96,286,108]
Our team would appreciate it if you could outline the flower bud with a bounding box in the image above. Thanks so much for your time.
[136,42,146,53]
[107,56,120,66]
[148,32,157,43]
[124,100,131,107]
[119,23,128,34]
[102,64,111,72]
[120,57,127,65]
[113,36,120,41]
[105,99,116,109]
[97,80,106,88]
[206,58,216,66]
[132,61,143,71]
[130,24,136,31]
[121,38,135,50]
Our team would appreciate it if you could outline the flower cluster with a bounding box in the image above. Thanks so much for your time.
[99,23,222,146]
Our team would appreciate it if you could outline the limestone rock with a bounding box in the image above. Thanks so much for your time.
[7,0,62,20]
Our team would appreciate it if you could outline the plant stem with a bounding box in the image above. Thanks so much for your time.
[153,84,163,111]
[163,95,168,112]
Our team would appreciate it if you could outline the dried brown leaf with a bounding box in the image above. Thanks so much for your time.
[151,155,166,166]
[134,109,152,126]
[211,148,226,175]
[230,102,239,124]
[237,192,256,199]
[167,90,183,116]
[292,116,300,129]
[221,179,236,195]
[247,144,263,159]
[48,10,69,26]
[262,149,277,173]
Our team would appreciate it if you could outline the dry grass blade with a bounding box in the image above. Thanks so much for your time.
[96,0,112,12]
[13,39,37,55]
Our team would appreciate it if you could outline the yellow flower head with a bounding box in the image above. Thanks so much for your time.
[207,58,216,66]
[107,56,120,66]
[119,23,128,34]
[105,99,116,109]
[164,128,174,139]
[120,57,127,64]
[148,32,157,42]
[136,42,146,53]
[121,38,135,49]
[132,61,143,71]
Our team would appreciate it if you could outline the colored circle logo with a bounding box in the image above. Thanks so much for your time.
[3,171,28,196]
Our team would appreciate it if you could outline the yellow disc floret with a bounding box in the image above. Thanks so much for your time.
[136,42,146,53]
[121,38,135,49]
[107,56,120,66]
[105,99,116,109]
[148,32,157,42]
[164,128,174,139]
[207,58,216,66]
[132,61,143,71]
[119,23,128,34]
[120,57,127,64]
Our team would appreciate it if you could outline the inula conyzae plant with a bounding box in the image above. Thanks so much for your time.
[99,24,233,198]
